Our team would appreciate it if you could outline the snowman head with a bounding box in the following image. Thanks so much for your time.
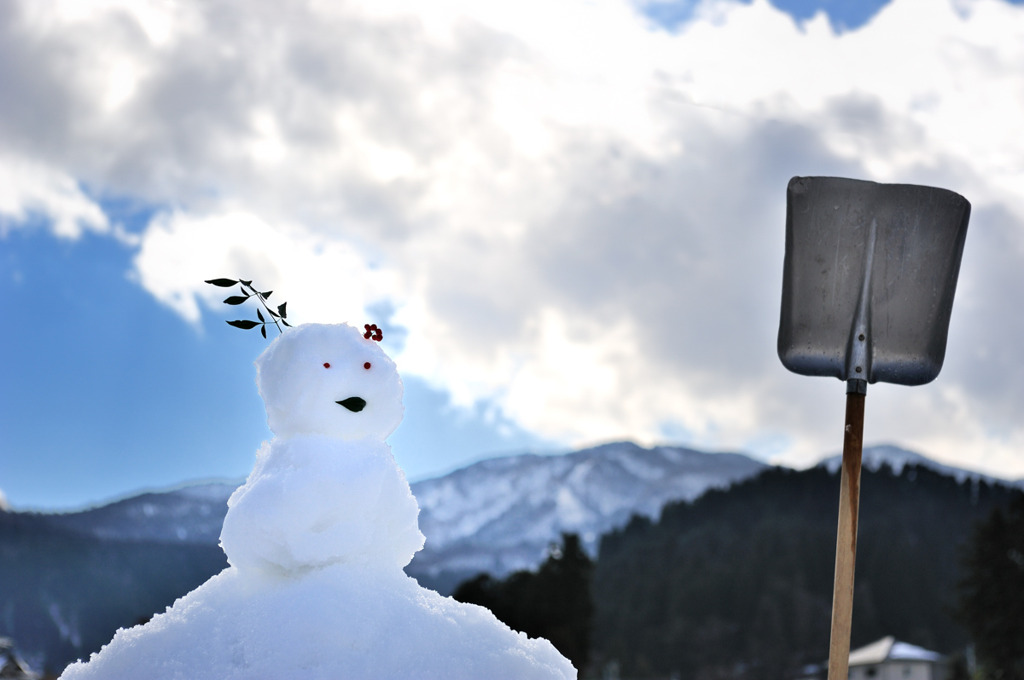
[255,323,404,440]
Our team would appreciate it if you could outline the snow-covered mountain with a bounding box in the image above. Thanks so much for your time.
[43,481,240,545]
[819,444,1024,487]
[28,441,1021,594]
[406,441,767,587]
[33,442,767,591]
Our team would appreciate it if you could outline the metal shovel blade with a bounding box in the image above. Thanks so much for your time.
[778,176,970,385]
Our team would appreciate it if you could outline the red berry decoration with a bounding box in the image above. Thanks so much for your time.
[364,362,372,370]
[323,363,331,368]
[363,324,383,342]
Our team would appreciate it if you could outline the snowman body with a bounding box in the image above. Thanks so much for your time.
[60,323,576,680]
[220,435,424,573]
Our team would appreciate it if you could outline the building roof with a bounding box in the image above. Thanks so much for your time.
[848,637,943,666]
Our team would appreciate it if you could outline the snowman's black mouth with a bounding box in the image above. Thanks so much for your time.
[337,397,366,413]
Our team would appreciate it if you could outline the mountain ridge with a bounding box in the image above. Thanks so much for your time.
[3,440,1022,674]
[21,441,1024,555]
[21,440,1022,592]
[21,441,773,591]
[818,443,1023,486]
[410,441,767,587]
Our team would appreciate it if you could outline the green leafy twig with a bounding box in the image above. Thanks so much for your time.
[205,278,291,338]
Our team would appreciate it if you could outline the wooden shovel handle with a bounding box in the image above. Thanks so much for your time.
[827,390,865,680]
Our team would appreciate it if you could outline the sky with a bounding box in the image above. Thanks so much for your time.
[2,0,1023,512]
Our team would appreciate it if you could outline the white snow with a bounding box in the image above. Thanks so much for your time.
[848,636,942,666]
[888,641,942,662]
[411,442,767,578]
[219,436,424,572]
[59,322,574,680]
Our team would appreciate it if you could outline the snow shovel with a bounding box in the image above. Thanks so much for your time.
[777,176,970,680]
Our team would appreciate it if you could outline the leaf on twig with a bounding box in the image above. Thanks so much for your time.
[207,277,291,338]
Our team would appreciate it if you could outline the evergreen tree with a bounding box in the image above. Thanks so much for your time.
[534,533,594,669]
[957,491,1024,680]
[452,533,594,672]
[593,465,1019,680]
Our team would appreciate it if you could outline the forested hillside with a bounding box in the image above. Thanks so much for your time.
[591,464,1021,680]
[0,511,228,675]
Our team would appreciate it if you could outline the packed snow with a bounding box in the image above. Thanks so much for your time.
[59,323,575,680]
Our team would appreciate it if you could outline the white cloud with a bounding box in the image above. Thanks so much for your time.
[3,0,1024,477]
[0,153,111,239]
[133,210,400,327]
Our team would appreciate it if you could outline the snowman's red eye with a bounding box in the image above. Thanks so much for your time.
[363,362,371,370]
[323,363,331,369]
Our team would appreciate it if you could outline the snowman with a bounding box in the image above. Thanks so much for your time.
[218,322,425,574]
[60,323,576,680]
